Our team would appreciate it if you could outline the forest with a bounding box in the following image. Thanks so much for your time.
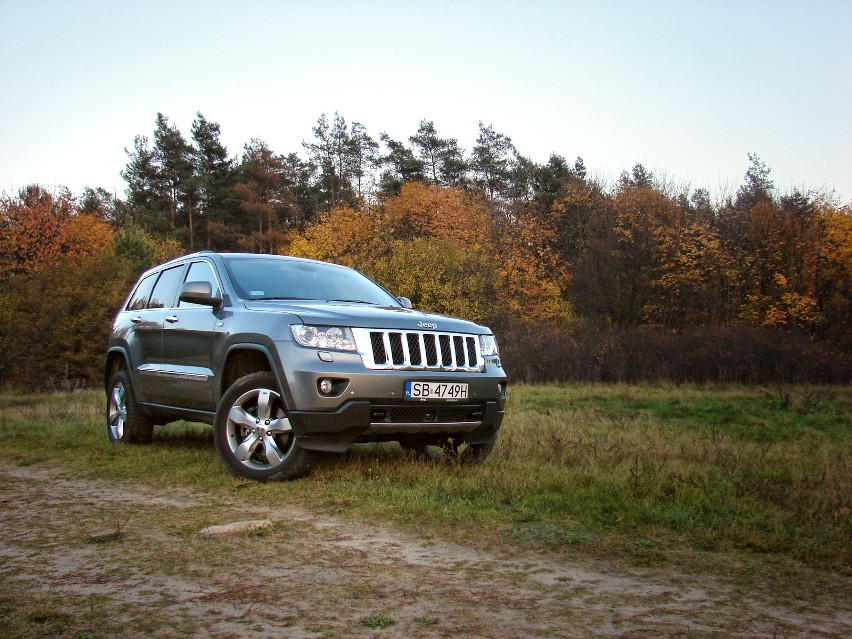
[0,112,849,387]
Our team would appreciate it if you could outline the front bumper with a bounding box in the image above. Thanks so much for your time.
[275,341,507,452]
[289,399,504,452]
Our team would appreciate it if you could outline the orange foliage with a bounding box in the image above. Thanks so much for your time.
[0,187,114,282]
[61,213,114,255]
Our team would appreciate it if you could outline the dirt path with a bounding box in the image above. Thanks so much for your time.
[0,461,848,638]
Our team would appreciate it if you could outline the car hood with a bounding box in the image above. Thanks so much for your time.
[241,301,488,334]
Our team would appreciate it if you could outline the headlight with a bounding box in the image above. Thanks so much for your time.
[291,325,357,351]
[479,334,499,357]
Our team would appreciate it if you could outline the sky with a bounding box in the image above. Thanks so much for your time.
[1,0,850,203]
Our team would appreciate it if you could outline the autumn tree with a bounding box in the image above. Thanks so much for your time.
[0,250,131,385]
[234,140,303,253]
[814,203,852,347]
[0,186,112,284]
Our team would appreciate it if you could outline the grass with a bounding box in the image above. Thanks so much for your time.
[361,613,394,629]
[0,383,849,575]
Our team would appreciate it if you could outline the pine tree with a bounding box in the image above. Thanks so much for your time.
[191,112,234,248]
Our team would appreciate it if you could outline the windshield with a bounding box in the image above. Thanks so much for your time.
[222,256,400,307]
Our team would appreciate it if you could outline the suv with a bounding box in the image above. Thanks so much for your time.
[105,252,507,481]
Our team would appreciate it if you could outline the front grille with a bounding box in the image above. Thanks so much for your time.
[352,328,483,372]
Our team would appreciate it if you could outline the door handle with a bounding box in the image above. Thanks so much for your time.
[131,317,142,324]
[165,316,179,323]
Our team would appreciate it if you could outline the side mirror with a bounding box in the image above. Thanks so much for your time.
[397,296,413,309]
[179,281,222,309]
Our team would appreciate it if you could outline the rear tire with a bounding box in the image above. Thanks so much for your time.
[106,370,154,444]
[213,372,313,481]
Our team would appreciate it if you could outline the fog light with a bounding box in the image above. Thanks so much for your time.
[319,379,334,395]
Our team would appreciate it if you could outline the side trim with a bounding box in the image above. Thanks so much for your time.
[138,364,211,382]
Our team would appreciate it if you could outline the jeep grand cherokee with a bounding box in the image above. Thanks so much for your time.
[105,252,507,480]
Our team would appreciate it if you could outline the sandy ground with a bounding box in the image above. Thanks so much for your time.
[0,461,849,638]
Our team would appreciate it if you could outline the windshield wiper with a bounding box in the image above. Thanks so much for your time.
[253,296,315,301]
[327,299,377,305]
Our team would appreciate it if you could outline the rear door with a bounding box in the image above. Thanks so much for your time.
[136,264,187,404]
[121,271,162,402]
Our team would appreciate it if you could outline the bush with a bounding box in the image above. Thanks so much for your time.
[498,323,850,385]
[0,252,132,388]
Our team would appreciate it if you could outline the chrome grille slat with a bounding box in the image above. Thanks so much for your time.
[353,328,485,372]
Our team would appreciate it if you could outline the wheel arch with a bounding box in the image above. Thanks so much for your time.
[104,347,130,393]
[220,344,289,404]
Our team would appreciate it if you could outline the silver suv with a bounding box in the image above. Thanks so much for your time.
[105,252,507,480]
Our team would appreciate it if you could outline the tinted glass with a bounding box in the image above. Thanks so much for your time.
[148,265,185,309]
[223,257,398,306]
[179,261,221,308]
[127,272,157,311]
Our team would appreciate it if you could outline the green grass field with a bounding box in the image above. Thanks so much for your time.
[1,383,849,574]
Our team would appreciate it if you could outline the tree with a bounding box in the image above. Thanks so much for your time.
[303,113,374,211]
[0,250,131,385]
[153,113,196,246]
[619,163,655,190]
[379,182,490,245]
[409,120,466,187]
[470,122,515,200]
[735,153,774,210]
[234,139,301,253]
[191,112,235,248]
[0,185,112,284]
[346,121,379,201]
[121,134,168,232]
[378,133,425,196]
[79,186,124,226]
[495,205,573,322]
[814,203,852,347]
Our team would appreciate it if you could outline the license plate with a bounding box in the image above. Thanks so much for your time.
[404,381,469,401]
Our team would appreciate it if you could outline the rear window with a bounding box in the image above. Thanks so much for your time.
[148,265,186,309]
[126,272,157,311]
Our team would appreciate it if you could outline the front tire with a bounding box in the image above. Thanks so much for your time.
[213,372,313,481]
[106,370,154,444]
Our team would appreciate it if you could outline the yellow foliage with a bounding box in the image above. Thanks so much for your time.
[372,238,498,324]
[379,182,491,247]
[285,206,383,267]
[151,235,185,264]
[819,205,852,271]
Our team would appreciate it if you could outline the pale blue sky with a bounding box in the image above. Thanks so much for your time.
[1,0,850,202]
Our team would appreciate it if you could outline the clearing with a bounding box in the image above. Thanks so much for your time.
[0,459,848,639]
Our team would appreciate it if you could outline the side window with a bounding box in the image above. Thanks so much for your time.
[126,273,158,311]
[179,261,221,308]
[148,265,185,309]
